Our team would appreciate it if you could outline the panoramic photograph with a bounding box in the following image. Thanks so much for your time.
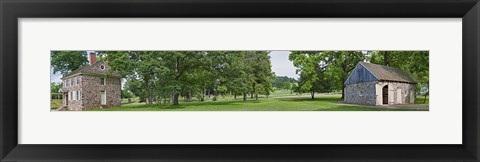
[50,51,429,111]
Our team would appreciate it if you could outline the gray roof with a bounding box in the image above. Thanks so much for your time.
[61,61,121,79]
[359,62,416,83]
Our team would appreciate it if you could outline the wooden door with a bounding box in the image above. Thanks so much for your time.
[396,89,402,104]
[101,91,106,105]
[65,92,69,105]
[382,86,388,104]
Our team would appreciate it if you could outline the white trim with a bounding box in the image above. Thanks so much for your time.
[101,77,106,85]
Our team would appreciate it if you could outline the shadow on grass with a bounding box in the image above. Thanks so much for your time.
[123,99,262,110]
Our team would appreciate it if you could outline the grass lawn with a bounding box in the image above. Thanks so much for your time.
[51,99,62,110]
[86,90,428,111]
[415,95,429,105]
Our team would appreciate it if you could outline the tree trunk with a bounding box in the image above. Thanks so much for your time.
[311,90,315,100]
[243,92,247,103]
[173,57,180,105]
[146,80,152,105]
[173,93,179,105]
[341,60,348,100]
[423,92,428,104]
[255,93,258,100]
[234,93,237,100]
[251,83,255,99]
[383,51,389,66]
[202,86,206,101]
[187,89,192,102]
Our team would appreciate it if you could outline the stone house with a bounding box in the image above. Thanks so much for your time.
[59,52,122,111]
[344,62,417,106]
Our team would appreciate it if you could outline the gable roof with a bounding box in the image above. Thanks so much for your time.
[358,62,417,84]
[61,61,121,79]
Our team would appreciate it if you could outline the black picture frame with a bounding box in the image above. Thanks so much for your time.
[1,0,479,161]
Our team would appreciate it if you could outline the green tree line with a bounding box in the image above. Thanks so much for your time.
[100,51,275,105]
[289,51,429,99]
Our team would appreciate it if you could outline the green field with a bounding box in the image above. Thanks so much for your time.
[85,89,429,111]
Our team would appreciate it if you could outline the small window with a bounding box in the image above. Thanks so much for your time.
[76,91,80,100]
[101,78,106,85]
[77,77,80,85]
[100,65,105,70]
[70,79,73,86]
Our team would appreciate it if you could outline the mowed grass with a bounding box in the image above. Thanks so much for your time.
[86,90,428,111]
[415,95,429,105]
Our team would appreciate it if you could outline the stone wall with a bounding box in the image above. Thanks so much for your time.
[81,75,122,109]
[60,76,84,111]
[344,81,377,105]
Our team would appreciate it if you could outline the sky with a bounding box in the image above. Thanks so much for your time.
[268,51,298,79]
[51,68,62,83]
[50,51,298,83]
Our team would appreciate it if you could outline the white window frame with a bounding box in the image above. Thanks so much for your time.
[101,78,106,85]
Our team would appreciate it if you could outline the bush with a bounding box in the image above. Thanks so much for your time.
[212,96,217,101]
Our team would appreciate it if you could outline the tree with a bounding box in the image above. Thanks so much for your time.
[50,82,62,93]
[321,51,365,99]
[289,51,324,99]
[282,82,292,90]
[121,90,135,99]
[51,51,89,76]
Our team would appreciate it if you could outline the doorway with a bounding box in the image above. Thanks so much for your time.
[100,91,106,105]
[382,85,388,105]
[65,92,69,106]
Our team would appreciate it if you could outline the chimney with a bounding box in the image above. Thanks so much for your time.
[89,52,97,65]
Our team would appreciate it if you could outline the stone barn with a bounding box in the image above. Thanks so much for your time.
[59,52,122,111]
[344,62,417,106]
